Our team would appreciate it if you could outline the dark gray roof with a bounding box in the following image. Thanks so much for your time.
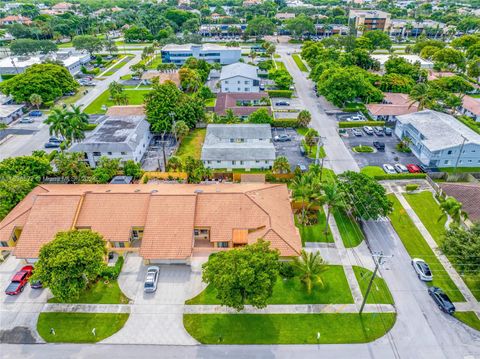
[69,115,150,153]
[204,124,272,141]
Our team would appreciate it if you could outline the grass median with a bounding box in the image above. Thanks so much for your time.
[333,208,364,248]
[295,208,334,244]
[353,266,394,305]
[183,313,396,344]
[292,54,308,72]
[84,89,151,114]
[387,194,465,302]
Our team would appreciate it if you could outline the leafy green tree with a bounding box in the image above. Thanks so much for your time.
[467,58,480,79]
[304,128,318,152]
[0,155,51,182]
[297,110,311,127]
[167,156,183,172]
[411,39,445,54]
[0,63,78,103]
[10,39,57,55]
[432,48,466,71]
[179,67,201,93]
[379,73,415,93]
[182,57,212,83]
[384,56,425,81]
[441,224,480,274]
[172,120,190,142]
[292,250,328,294]
[144,80,204,133]
[184,156,211,183]
[430,76,474,93]
[0,176,36,220]
[31,230,107,302]
[451,35,480,50]
[245,16,275,36]
[420,45,441,59]
[339,171,393,220]
[466,43,480,60]
[93,157,120,183]
[363,30,392,50]
[202,240,280,310]
[248,108,272,124]
[409,83,435,110]
[45,105,89,147]
[123,160,143,179]
[53,152,92,183]
[322,183,345,235]
[272,156,290,174]
[29,93,42,109]
[285,14,315,39]
[438,197,468,225]
[268,68,293,90]
[72,35,105,55]
[290,170,323,224]
[124,26,152,42]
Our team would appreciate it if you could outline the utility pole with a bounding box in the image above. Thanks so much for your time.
[453,134,467,174]
[359,252,391,315]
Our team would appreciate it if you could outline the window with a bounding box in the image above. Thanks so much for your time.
[237,88,240,91]
[265,160,268,164]
[225,87,229,91]
[447,150,452,155]
[121,152,127,155]
[230,138,234,143]
[256,160,260,163]
[444,160,449,164]
[237,80,240,84]
[468,160,472,163]
[114,242,125,248]
[244,81,249,84]
[93,152,101,156]
[0,241,8,247]
[245,88,249,92]
[217,160,221,163]
[240,161,244,165]
[232,161,236,165]
[217,242,229,248]
[107,152,112,155]
[225,80,229,84]
[131,229,143,240]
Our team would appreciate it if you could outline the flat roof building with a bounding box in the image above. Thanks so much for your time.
[349,9,391,35]
[161,43,241,65]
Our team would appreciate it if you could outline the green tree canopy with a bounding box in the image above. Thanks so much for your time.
[245,16,275,36]
[202,240,280,311]
[384,56,425,82]
[0,63,78,103]
[10,39,57,56]
[0,155,51,182]
[0,176,36,220]
[362,30,392,50]
[441,224,480,275]
[248,108,273,124]
[93,157,120,183]
[339,171,393,220]
[285,14,315,39]
[268,68,293,90]
[72,35,105,55]
[379,73,416,93]
[32,230,107,302]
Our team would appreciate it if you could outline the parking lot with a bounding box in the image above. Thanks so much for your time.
[272,127,313,171]
[271,97,302,111]
[341,127,421,169]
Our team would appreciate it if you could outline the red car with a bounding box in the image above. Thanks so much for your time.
[5,266,34,295]
[406,164,422,173]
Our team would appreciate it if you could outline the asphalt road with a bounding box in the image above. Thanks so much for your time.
[0,52,141,161]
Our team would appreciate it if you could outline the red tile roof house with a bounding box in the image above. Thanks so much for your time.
[366,93,419,122]
[0,15,32,26]
[0,183,302,264]
[458,95,480,122]
[214,92,271,119]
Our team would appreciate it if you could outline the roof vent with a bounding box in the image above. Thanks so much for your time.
[194,189,203,194]
[151,189,158,193]
[106,189,111,192]
[134,189,141,192]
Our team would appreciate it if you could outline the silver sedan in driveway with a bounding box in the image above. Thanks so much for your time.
[144,266,160,293]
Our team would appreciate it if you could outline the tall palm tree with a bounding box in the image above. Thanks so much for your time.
[292,250,328,294]
[272,156,291,174]
[409,83,432,110]
[44,107,68,142]
[65,105,89,144]
[322,183,345,235]
[291,172,323,225]
[29,93,42,109]
[438,197,468,225]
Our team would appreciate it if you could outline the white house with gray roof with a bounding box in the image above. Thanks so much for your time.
[69,114,152,168]
[395,110,480,168]
[201,124,275,170]
[220,62,260,93]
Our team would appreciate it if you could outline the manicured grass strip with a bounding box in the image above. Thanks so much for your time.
[187,266,354,305]
[454,312,480,332]
[405,191,480,301]
[37,313,129,343]
[84,89,151,114]
[292,54,308,72]
[353,266,394,305]
[184,313,396,344]
[103,56,133,76]
[295,208,334,244]
[302,140,326,159]
[387,194,465,302]
[176,128,206,160]
[333,208,364,248]
[438,167,480,173]
[48,280,129,304]
[275,61,286,70]
[147,54,162,69]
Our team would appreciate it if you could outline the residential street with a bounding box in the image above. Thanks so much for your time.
[0,52,141,161]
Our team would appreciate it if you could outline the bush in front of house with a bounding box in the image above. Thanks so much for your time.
[100,256,124,280]
[267,90,293,98]
[279,261,295,278]
[406,184,419,192]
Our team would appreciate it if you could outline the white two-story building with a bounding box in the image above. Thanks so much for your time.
[201,124,276,170]
[395,110,480,168]
[220,63,261,93]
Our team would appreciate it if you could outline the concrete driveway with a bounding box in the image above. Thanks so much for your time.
[103,254,204,345]
[0,256,50,343]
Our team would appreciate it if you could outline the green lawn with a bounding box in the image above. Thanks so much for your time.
[275,61,286,70]
[438,167,480,173]
[302,141,326,159]
[103,56,133,76]
[48,280,129,304]
[292,54,308,72]
[84,89,151,114]
[353,266,394,305]
[333,209,364,248]
[361,166,386,177]
[56,87,86,106]
[295,208,334,244]
[387,194,465,302]
[176,128,206,161]
[183,313,396,344]
[187,266,353,305]
[404,191,480,301]
[454,312,480,332]
[147,54,162,69]
[37,313,129,343]
[456,116,480,135]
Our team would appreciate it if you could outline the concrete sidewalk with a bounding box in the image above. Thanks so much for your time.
[43,303,131,314]
[184,303,396,314]
[394,192,480,317]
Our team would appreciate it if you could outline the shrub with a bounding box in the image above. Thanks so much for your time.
[373,173,426,180]
[267,90,293,98]
[279,261,295,278]
[273,118,300,128]
[338,121,385,128]
[84,123,97,131]
[406,184,419,191]
[353,145,374,153]
[100,256,124,280]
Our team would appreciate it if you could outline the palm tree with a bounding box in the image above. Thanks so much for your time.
[65,105,89,144]
[322,183,345,235]
[29,93,42,109]
[44,107,68,143]
[167,156,183,172]
[297,110,312,127]
[272,156,290,174]
[172,120,189,143]
[438,197,468,225]
[292,250,328,294]
[409,83,432,110]
[291,172,323,225]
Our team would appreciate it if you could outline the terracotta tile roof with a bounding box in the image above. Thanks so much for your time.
[439,183,480,222]
[141,71,180,86]
[214,92,271,116]
[75,193,150,242]
[462,95,480,116]
[105,105,145,117]
[366,92,419,116]
[140,195,196,260]
[4,183,302,259]
[13,195,82,258]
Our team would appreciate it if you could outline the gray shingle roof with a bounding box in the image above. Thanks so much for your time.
[219,62,259,81]
[69,115,150,153]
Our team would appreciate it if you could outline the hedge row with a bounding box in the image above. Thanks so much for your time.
[273,118,300,128]
[339,121,386,128]
[372,173,426,180]
[267,90,293,98]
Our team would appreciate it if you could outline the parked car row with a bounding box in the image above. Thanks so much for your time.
[360,126,392,137]
[382,163,425,174]
[5,265,42,295]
